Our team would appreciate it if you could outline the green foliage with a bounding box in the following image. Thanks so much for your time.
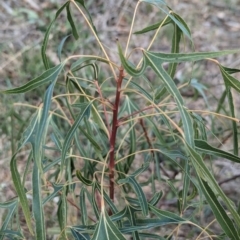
[1,0,240,239]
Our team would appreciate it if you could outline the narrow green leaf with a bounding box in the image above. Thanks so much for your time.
[0,199,18,240]
[95,183,118,214]
[123,97,136,174]
[182,160,190,211]
[0,230,24,239]
[32,162,46,240]
[58,186,67,239]
[195,139,240,163]
[58,35,71,62]
[71,57,109,72]
[222,66,240,74]
[118,176,148,216]
[110,207,129,222]
[219,65,239,156]
[124,78,154,102]
[42,2,69,69]
[186,143,240,226]
[61,103,92,170]
[22,150,33,186]
[216,90,227,113]
[50,133,62,151]
[169,12,192,42]
[92,183,100,220]
[66,4,79,40]
[149,191,163,206]
[124,197,141,208]
[118,43,146,77]
[74,0,98,35]
[129,162,150,178]
[2,64,63,94]
[76,170,93,186]
[199,179,239,239]
[141,2,191,40]
[134,16,172,34]
[145,49,240,63]
[144,51,194,146]
[10,153,34,235]
[91,212,126,240]
[34,81,55,173]
[79,125,102,152]
[167,20,182,78]
[32,84,54,238]
[43,183,64,205]
[80,187,88,225]
[149,204,187,224]
[71,228,90,240]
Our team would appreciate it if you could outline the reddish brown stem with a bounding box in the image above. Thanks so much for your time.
[94,80,111,136]
[109,67,124,203]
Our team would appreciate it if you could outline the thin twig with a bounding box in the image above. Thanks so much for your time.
[218,174,240,186]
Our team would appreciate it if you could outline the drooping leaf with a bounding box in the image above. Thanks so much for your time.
[91,212,126,240]
[167,19,182,78]
[118,176,148,216]
[2,64,63,94]
[118,43,146,77]
[149,204,187,224]
[76,170,93,186]
[195,139,240,163]
[42,2,69,69]
[71,57,109,72]
[74,0,98,35]
[186,143,240,226]
[149,191,163,206]
[10,153,34,235]
[58,35,71,62]
[144,51,194,146]
[66,4,79,39]
[140,2,191,40]
[199,179,239,239]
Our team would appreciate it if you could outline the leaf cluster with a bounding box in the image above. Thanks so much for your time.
[1,0,240,239]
